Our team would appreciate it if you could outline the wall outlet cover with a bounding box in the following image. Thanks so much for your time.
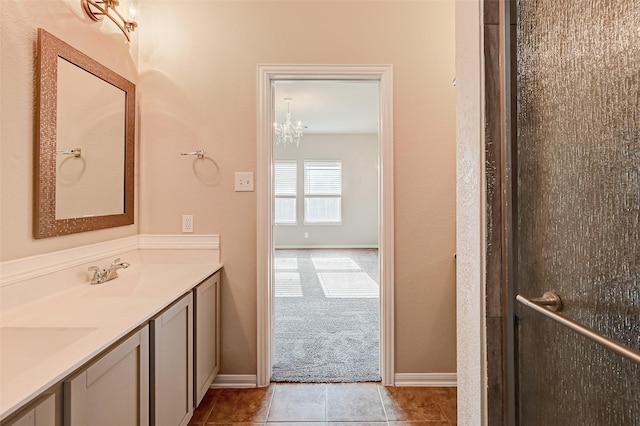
[182,215,194,233]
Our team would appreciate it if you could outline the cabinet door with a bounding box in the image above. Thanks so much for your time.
[194,272,220,406]
[3,393,57,426]
[151,293,193,426]
[63,327,149,426]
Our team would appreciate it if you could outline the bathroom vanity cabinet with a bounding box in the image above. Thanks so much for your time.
[2,393,57,426]
[63,327,150,426]
[0,262,223,426]
[194,272,221,406]
[151,293,193,426]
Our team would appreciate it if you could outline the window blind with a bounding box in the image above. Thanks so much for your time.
[274,161,297,196]
[304,160,342,196]
[274,161,297,224]
[304,160,342,223]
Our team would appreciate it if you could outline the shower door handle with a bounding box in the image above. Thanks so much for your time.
[516,292,640,365]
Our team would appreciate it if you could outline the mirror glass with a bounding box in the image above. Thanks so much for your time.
[35,29,135,238]
[56,57,126,219]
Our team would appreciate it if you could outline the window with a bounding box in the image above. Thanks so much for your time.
[274,161,297,224]
[304,160,342,224]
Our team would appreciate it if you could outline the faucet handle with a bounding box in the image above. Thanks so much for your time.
[88,266,104,284]
[110,257,121,266]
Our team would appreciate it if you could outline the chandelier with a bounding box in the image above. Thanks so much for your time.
[274,98,304,147]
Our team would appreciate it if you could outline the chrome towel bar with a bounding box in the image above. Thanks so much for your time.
[516,292,640,365]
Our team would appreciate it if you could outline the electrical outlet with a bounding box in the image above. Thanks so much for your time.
[182,215,193,233]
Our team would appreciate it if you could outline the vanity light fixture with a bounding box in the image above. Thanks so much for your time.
[81,0,138,42]
[274,98,304,147]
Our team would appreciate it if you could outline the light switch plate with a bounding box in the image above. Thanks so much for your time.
[235,172,254,192]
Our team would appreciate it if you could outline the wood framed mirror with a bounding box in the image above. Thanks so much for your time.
[34,28,135,239]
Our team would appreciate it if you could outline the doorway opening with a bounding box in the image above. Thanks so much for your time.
[257,65,394,386]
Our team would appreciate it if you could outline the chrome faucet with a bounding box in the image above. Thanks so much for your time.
[88,258,130,285]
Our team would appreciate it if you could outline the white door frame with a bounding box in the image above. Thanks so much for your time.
[256,64,395,387]
[455,1,487,423]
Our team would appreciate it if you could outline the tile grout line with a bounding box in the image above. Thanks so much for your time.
[325,382,329,423]
[438,391,456,425]
[376,384,391,424]
[190,389,216,425]
[203,389,221,424]
[264,383,277,423]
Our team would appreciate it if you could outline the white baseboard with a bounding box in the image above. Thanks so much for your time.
[394,373,457,387]
[210,373,455,388]
[210,374,258,388]
[274,245,379,250]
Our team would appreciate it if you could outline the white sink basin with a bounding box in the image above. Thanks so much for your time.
[80,270,150,298]
[86,281,140,297]
[0,326,97,382]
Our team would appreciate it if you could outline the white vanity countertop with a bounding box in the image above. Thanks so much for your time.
[0,261,222,421]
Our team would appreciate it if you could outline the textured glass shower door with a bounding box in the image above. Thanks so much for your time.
[515,1,640,424]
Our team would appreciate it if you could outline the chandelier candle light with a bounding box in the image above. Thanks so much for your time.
[274,98,304,147]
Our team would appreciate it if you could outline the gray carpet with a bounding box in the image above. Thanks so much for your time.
[271,249,381,383]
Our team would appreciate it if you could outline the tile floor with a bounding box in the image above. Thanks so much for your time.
[188,383,457,425]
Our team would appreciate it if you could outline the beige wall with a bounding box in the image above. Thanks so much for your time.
[139,1,456,375]
[0,0,456,377]
[0,0,139,261]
